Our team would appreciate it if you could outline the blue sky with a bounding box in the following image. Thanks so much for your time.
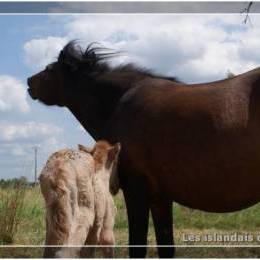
[0,15,94,181]
[0,14,260,181]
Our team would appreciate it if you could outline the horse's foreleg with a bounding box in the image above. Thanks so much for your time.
[123,188,150,258]
[151,200,174,258]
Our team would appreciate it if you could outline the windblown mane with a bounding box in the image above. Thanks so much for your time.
[57,41,180,82]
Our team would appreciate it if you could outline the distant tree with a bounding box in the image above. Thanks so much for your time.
[0,176,29,188]
[18,176,28,185]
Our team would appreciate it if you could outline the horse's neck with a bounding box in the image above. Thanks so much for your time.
[66,73,137,139]
[67,105,101,139]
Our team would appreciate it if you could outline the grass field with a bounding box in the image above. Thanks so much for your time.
[2,187,260,257]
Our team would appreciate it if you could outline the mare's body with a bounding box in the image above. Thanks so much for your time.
[27,42,260,257]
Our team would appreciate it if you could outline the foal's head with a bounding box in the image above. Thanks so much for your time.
[79,140,121,195]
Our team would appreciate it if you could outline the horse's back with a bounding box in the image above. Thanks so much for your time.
[106,69,260,213]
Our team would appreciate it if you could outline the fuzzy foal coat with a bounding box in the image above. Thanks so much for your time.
[39,144,118,258]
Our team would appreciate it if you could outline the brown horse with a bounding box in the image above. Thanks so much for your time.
[27,41,260,258]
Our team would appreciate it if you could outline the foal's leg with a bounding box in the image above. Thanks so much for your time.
[123,187,150,258]
[151,200,174,258]
[80,226,99,258]
[100,228,115,257]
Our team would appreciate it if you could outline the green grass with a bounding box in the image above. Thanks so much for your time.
[15,187,45,245]
[0,185,26,244]
[2,187,260,257]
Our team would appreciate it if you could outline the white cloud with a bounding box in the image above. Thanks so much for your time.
[0,143,26,157]
[0,136,68,181]
[0,121,65,181]
[24,36,68,71]
[23,15,260,83]
[0,75,30,113]
[11,145,25,156]
[39,137,67,158]
[0,121,62,141]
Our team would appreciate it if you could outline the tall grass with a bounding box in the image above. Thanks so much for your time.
[2,187,260,257]
[0,182,26,244]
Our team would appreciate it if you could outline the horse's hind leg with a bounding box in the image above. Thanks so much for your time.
[151,200,174,258]
[123,185,150,258]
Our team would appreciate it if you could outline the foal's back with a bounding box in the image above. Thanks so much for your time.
[39,148,96,257]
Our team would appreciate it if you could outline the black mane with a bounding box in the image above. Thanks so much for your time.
[57,41,180,82]
[57,41,114,74]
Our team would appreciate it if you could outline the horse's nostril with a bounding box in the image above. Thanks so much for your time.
[27,80,38,99]
[27,77,32,87]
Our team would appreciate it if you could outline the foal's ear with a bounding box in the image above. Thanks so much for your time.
[108,142,121,163]
[78,144,94,154]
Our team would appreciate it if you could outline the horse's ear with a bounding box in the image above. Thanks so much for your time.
[78,144,94,154]
[58,48,79,72]
[58,50,67,65]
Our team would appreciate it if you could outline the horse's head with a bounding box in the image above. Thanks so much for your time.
[27,60,66,106]
[27,41,82,107]
[27,41,116,108]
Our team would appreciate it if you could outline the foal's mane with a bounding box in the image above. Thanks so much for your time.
[57,41,179,82]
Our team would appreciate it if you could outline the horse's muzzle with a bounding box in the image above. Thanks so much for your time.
[27,87,37,100]
[27,77,37,99]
